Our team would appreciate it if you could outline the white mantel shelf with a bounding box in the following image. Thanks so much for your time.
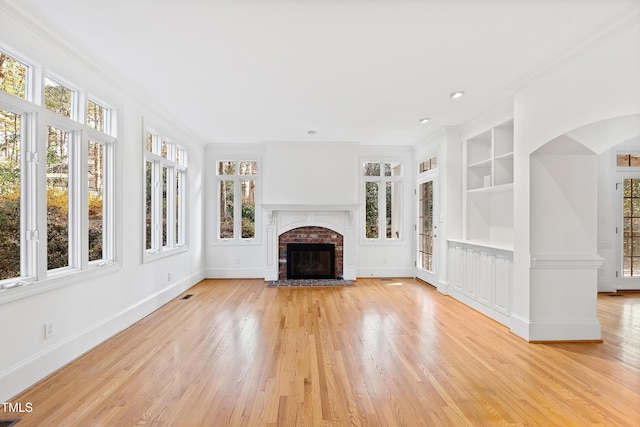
[261,203,361,212]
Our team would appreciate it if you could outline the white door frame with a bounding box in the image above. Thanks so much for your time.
[415,170,439,286]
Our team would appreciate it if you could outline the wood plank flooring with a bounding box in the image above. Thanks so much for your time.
[4,279,640,426]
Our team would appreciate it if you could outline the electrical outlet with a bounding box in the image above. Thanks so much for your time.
[44,321,55,340]
[168,272,172,281]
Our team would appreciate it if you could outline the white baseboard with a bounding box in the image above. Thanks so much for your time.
[0,270,203,402]
[509,313,531,341]
[356,267,414,278]
[437,279,449,295]
[205,268,266,279]
[528,319,602,342]
[509,314,602,342]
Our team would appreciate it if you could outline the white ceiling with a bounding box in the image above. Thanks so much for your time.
[6,0,639,146]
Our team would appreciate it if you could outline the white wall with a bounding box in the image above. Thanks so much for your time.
[0,7,205,401]
[511,17,640,340]
[263,142,359,205]
[205,142,415,279]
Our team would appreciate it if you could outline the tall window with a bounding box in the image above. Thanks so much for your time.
[46,125,71,270]
[623,178,640,277]
[0,46,116,288]
[0,106,23,280]
[216,161,257,240]
[145,129,188,258]
[363,161,402,240]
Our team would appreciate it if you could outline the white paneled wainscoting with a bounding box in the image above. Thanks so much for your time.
[447,240,513,326]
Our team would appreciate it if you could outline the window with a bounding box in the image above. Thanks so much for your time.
[46,125,71,270]
[88,140,107,261]
[0,46,116,290]
[623,178,640,277]
[0,52,28,99]
[0,106,23,280]
[44,77,75,119]
[216,161,257,240]
[419,156,438,173]
[363,161,402,240]
[144,129,188,258]
[87,99,110,133]
[617,154,640,167]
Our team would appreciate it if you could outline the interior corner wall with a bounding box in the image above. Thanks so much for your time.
[0,7,206,402]
[511,19,640,340]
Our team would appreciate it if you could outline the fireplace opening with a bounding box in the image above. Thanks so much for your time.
[287,243,335,279]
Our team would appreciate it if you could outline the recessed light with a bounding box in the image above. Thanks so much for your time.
[450,91,465,99]
[419,118,431,124]
[307,130,318,135]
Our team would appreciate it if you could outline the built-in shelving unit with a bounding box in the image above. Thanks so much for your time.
[448,119,514,326]
[464,119,514,248]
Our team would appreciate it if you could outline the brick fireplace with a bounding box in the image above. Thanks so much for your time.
[262,204,358,281]
[279,226,344,279]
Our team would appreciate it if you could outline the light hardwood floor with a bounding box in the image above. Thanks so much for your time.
[4,279,640,426]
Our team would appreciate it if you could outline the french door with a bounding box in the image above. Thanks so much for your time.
[618,175,640,290]
[416,173,438,286]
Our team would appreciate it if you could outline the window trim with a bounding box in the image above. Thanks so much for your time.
[142,126,189,262]
[213,158,261,246]
[361,159,404,245]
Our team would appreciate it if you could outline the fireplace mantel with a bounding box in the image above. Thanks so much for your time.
[261,203,360,224]
[262,203,359,281]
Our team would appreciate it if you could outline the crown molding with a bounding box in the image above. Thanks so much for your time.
[504,2,640,93]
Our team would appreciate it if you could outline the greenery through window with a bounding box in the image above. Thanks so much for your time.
[45,77,75,118]
[145,130,188,257]
[363,161,402,240]
[88,141,105,261]
[216,161,257,240]
[0,52,28,99]
[47,125,71,270]
[623,178,640,277]
[0,46,116,287]
[87,100,109,133]
[0,107,21,280]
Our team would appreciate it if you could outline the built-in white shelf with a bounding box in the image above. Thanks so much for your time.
[466,182,514,195]
[463,119,514,247]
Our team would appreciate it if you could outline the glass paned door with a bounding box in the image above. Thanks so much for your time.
[618,176,640,290]
[419,181,434,272]
[416,174,438,286]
